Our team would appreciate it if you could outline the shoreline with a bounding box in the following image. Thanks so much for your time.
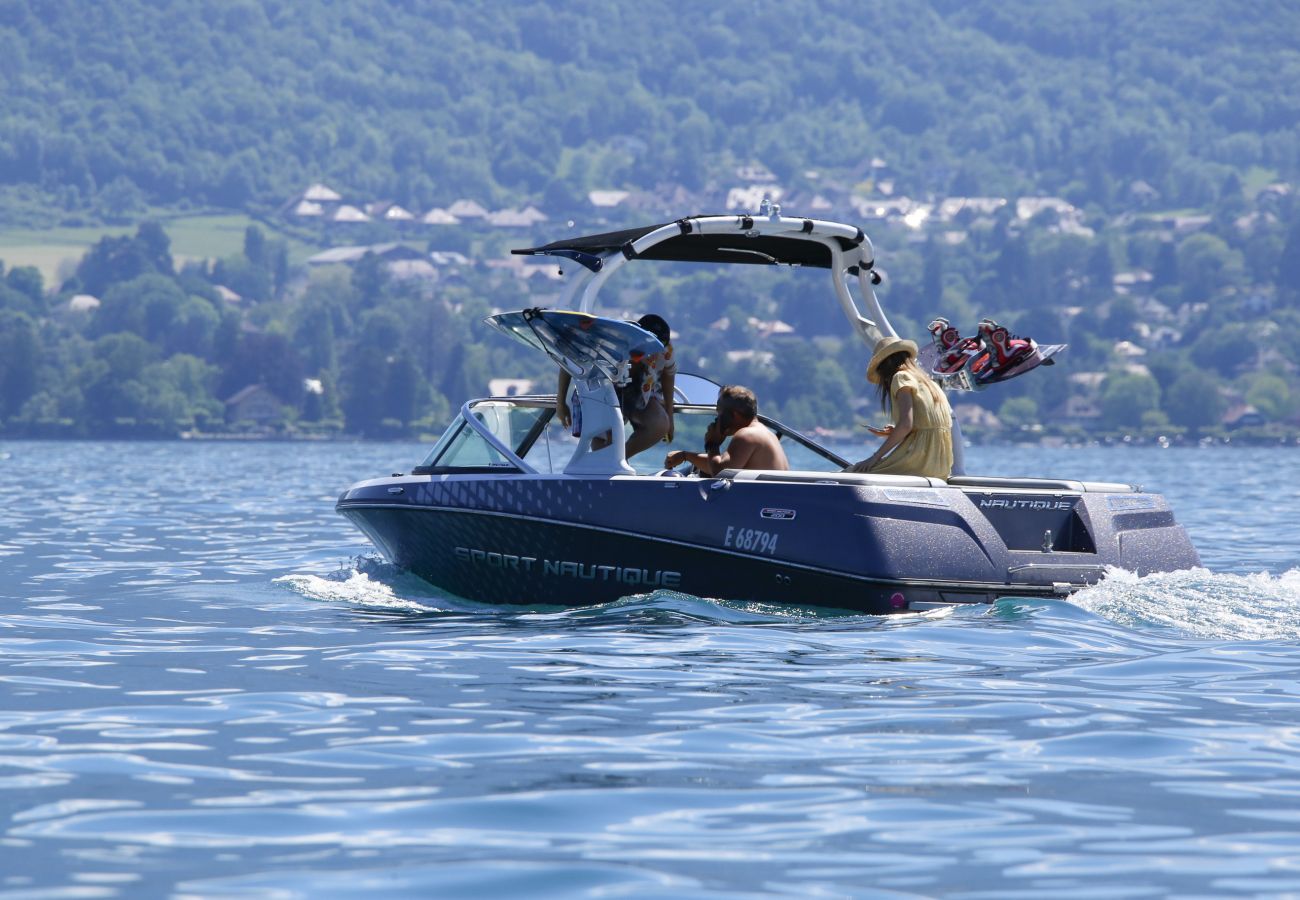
[2,432,1297,448]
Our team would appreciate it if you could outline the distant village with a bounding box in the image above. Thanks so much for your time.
[284,154,1293,248]
[204,162,1297,440]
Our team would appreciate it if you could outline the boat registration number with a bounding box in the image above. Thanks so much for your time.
[724,525,779,555]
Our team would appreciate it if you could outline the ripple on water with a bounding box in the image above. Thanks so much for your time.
[3,442,1300,897]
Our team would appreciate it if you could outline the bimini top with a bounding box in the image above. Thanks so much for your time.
[513,215,866,272]
[484,308,663,382]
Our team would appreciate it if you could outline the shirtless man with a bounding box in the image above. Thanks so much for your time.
[664,384,789,476]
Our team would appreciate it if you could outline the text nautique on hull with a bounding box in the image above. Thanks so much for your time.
[336,204,1200,613]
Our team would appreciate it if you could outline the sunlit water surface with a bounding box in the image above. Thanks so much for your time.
[2,441,1299,898]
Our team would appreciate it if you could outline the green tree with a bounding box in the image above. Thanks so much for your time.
[439,342,492,414]
[213,255,271,303]
[294,301,340,375]
[0,281,41,317]
[75,225,173,295]
[804,357,855,429]
[351,253,390,310]
[1177,233,1245,302]
[921,240,944,310]
[998,396,1039,429]
[5,265,44,312]
[1100,371,1161,430]
[167,295,221,358]
[1102,296,1139,341]
[1164,370,1226,430]
[769,339,852,428]
[1189,322,1259,378]
[214,151,258,207]
[1279,218,1300,302]
[219,330,304,405]
[138,354,221,429]
[340,344,388,436]
[243,226,267,268]
[341,309,407,435]
[381,353,424,428]
[93,274,187,342]
[1085,242,1115,299]
[77,333,158,427]
[134,222,174,276]
[97,176,147,223]
[314,370,344,426]
[1152,240,1179,289]
[1244,373,1293,421]
[0,310,40,419]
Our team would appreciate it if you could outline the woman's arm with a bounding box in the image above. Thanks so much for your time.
[556,369,572,427]
[864,388,914,467]
[661,367,675,442]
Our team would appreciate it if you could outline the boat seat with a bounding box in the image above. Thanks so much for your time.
[720,469,948,488]
[949,475,1137,493]
[1077,481,1139,492]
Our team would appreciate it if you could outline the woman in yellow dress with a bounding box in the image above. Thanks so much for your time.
[845,336,953,480]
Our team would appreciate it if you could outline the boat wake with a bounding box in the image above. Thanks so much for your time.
[277,557,1300,640]
[274,554,879,623]
[1071,566,1300,640]
[523,590,860,625]
[273,556,455,614]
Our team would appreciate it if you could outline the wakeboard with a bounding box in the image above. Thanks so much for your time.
[920,317,1066,391]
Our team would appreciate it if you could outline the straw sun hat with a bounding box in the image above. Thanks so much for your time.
[866,336,918,384]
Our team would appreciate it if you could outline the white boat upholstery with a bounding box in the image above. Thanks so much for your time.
[723,471,1139,494]
[948,475,1136,493]
[720,469,947,488]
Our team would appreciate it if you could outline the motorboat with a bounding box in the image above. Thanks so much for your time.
[336,206,1200,613]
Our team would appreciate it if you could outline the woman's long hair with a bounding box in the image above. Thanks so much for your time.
[875,351,915,412]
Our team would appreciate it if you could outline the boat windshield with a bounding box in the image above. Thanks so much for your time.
[414,401,551,474]
[415,397,847,476]
[672,372,725,405]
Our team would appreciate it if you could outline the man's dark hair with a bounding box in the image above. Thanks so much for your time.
[637,313,671,346]
[718,384,758,422]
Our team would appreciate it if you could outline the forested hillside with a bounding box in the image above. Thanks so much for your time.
[1,0,1297,220]
[0,0,1298,443]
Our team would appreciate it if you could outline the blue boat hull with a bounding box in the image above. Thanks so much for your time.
[337,473,1201,612]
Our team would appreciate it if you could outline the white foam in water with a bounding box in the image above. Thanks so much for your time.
[1073,566,1300,640]
[273,569,444,614]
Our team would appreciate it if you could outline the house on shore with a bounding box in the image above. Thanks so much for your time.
[225,385,286,428]
[307,243,426,267]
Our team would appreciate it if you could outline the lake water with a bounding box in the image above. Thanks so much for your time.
[2,440,1299,898]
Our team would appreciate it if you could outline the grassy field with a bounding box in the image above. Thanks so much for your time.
[1242,166,1281,198]
[0,214,322,287]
